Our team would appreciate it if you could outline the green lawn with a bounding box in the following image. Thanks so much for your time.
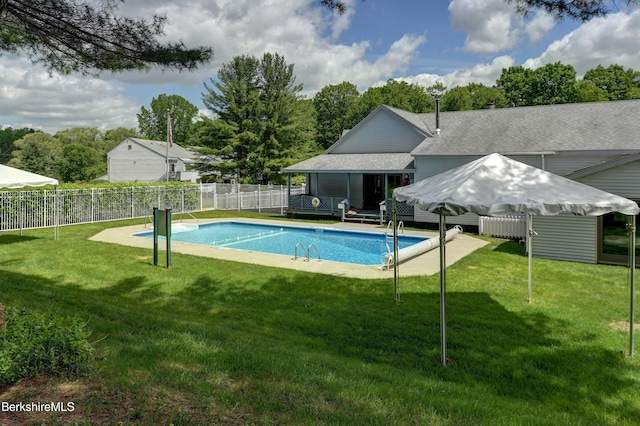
[1,211,639,425]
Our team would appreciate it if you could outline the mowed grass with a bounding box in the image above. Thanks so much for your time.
[1,211,639,425]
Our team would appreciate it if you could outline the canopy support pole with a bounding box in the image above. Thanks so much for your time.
[527,213,537,303]
[393,198,400,304]
[439,212,448,366]
[629,214,636,357]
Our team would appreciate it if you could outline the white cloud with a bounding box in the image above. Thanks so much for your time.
[0,0,428,133]
[397,56,514,90]
[328,0,356,40]
[0,56,139,133]
[115,0,425,93]
[444,55,515,87]
[449,0,520,54]
[525,11,556,43]
[523,9,640,76]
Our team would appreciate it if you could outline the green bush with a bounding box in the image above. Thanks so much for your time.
[0,304,94,388]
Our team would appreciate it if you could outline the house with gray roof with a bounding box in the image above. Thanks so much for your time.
[107,138,200,183]
[281,100,640,265]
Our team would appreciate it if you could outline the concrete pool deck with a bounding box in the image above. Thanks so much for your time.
[89,218,489,279]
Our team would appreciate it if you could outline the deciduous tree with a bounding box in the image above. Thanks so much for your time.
[56,143,100,182]
[575,80,609,102]
[442,83,508,111]
[8,132,60,177]
[497,62,578,106]
[344,80,436,129]
[313,81,360,149]
[137,94,199,145]
[0,127,34,164]
[583,64,640,101]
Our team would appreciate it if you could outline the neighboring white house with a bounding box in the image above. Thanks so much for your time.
[281,100,640,265]
[107,138,200,183]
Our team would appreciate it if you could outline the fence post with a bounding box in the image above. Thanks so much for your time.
[213,183,217,210]
[237,183,241,211]
[18,190,22,236]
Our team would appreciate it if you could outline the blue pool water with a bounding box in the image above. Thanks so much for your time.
[134,221,428,266]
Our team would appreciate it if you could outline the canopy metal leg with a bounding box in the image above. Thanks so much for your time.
[527,213,537,303]
[439,212,448,366]
[393,198,400,304]
[629,215,636,357]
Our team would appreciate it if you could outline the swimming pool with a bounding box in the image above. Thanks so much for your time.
[133,221,428,266]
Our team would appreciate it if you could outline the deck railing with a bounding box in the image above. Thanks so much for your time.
[287,196,415,221]
[479,215,527,239]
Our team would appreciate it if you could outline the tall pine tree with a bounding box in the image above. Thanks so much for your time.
[201,53,316,184]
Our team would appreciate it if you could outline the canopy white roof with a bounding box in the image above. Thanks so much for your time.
[394,153,640,217]
[0,164,59,189]
[393,153,639,365]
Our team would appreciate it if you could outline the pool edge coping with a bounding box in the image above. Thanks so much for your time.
[89,217,489,279]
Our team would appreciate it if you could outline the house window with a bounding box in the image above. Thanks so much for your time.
[128,145,132,150]
[599,205,640,265]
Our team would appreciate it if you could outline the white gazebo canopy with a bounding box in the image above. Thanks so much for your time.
[0,164,59,188]
[394,153,639,365]
[0,164,59,238]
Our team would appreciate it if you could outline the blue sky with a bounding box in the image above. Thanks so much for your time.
[0,0,638,134]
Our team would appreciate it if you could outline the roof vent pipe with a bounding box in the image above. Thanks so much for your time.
[435,98,441,135]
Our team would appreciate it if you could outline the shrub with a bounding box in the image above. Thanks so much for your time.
[0,305,94,388]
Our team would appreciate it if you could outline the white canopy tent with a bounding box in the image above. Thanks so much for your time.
[393,153,639,366]
[0,164,59,188]
[0,164,59,238]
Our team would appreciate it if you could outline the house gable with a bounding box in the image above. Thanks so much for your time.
[327,105,431,154]
[107,138,199,183]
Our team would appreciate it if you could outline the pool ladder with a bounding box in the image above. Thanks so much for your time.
[293,242,320,262]
[385,220,404,253]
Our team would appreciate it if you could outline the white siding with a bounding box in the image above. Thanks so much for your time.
[532,158,640,263]
[109,140,165,182]
[576,160,640,199]
[545,152,624,176]
[416,211,480,226]
[531,215,598,263]
[331,110,426,154]
[414,155,476,181]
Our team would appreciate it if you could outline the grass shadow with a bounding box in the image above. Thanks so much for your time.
[492,239,525,256]
[0,234,40,245]
[1,261,639,424]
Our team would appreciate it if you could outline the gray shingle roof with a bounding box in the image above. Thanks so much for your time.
[412,100,640,155]
[281,153,415,173]
[129,138,197,160]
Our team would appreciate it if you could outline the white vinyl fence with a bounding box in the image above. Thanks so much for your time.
[0,183,304,232]
[479,215,527,239]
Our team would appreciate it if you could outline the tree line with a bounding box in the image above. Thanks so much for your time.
[3,58,639,185]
